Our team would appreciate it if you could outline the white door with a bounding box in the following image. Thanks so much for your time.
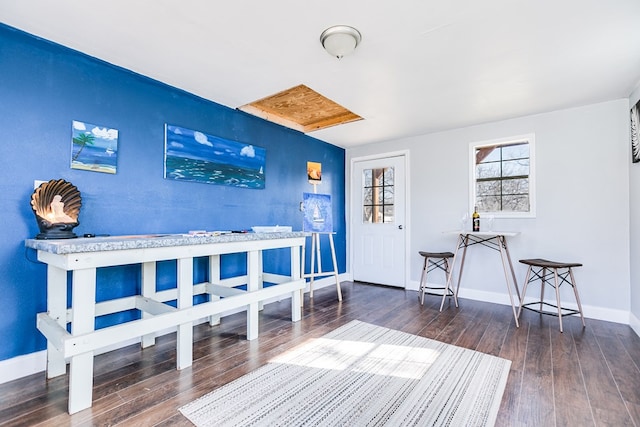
[351,155,406,287]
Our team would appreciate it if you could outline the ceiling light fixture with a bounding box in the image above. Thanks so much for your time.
[320,25,362,59]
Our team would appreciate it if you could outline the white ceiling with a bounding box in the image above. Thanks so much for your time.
[2,1,640,148]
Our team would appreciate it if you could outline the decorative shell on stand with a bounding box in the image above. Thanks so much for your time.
[31,179,82,224]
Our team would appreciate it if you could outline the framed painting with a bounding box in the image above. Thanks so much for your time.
[71,120,118,174]
[164,124,266,188]
[307,161,322,184]
[631,100,640,163]
[303,192,333,233]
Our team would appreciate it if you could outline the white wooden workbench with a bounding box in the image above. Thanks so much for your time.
[25,232,308,414]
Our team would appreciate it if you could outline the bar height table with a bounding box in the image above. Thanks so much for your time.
[445,231,521,327]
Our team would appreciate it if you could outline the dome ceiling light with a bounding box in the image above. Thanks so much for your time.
[320,25,362,59]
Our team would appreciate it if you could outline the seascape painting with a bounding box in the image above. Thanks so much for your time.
[71,120,118,174]
[303,192,333,233]
[164,124,266,189]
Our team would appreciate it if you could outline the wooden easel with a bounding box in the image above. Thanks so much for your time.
[302,183,342,301]
[302,232,342,301]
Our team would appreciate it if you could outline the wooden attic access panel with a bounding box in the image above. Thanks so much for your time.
[238,84,362,133]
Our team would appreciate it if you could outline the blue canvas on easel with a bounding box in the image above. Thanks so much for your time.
[303,193,333,233]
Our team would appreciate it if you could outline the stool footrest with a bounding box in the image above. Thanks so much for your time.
[520,301,581,318]
[421,287,455,298]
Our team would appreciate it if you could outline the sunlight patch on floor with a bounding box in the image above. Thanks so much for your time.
[271,337,440,379]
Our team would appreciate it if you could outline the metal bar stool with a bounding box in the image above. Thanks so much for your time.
[517,258,586,332]
[418,251,457,311]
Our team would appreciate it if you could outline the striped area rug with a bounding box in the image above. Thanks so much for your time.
[179,320,510,426]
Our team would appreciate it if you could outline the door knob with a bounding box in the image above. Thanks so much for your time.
[398,225,403,230]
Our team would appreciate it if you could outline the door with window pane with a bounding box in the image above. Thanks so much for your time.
[351,155,406,287]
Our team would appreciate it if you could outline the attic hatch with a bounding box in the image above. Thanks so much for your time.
[238,84,363,133]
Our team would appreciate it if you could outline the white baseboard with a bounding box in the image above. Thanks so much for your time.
[0,274,348,386]
[0,350,48,385]
[408,279,632,325]
[630,312,640,338]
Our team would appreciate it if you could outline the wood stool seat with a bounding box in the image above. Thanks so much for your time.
[418,251,457,311]
[517,258,585,332]
[419,251,455,259]
[519,258,582,269]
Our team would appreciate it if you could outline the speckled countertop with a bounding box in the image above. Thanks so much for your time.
[25,232,309,255]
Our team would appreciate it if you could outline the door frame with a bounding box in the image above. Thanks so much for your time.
[348,150,411,288]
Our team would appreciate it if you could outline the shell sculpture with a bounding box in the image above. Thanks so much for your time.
[31,179,82,239]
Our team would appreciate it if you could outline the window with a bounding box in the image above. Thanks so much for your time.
[363,167,394,223]
[470,134,535,217]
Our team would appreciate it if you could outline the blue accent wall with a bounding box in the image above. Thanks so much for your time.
[0,24,346,361]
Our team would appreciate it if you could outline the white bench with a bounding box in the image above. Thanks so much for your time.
[26,232,307,414]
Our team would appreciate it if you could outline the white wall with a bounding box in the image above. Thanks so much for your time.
[630,86,640,334]
[347,99,631,323]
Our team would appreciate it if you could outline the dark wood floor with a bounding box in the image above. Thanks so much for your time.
[1,281,640,426]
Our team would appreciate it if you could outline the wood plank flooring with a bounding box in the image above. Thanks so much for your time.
[1,281,639,426]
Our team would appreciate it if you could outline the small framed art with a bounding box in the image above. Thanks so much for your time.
[71,120,118,174]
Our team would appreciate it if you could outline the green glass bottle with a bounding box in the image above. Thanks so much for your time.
[472,206,480,232]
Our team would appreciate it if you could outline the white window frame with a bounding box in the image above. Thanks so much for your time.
[469,133,536,218]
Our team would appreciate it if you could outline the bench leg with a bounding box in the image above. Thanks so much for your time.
[247,250,259,340]
[46,266,67,378]
[68,268,96,414]
[177,257,193,368]
[291,289,301,322]
[141,261,157,347]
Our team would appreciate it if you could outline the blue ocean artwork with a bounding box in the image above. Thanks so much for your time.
[71,120,118,174]
[303,193,333,233]
[164,124,266,189]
